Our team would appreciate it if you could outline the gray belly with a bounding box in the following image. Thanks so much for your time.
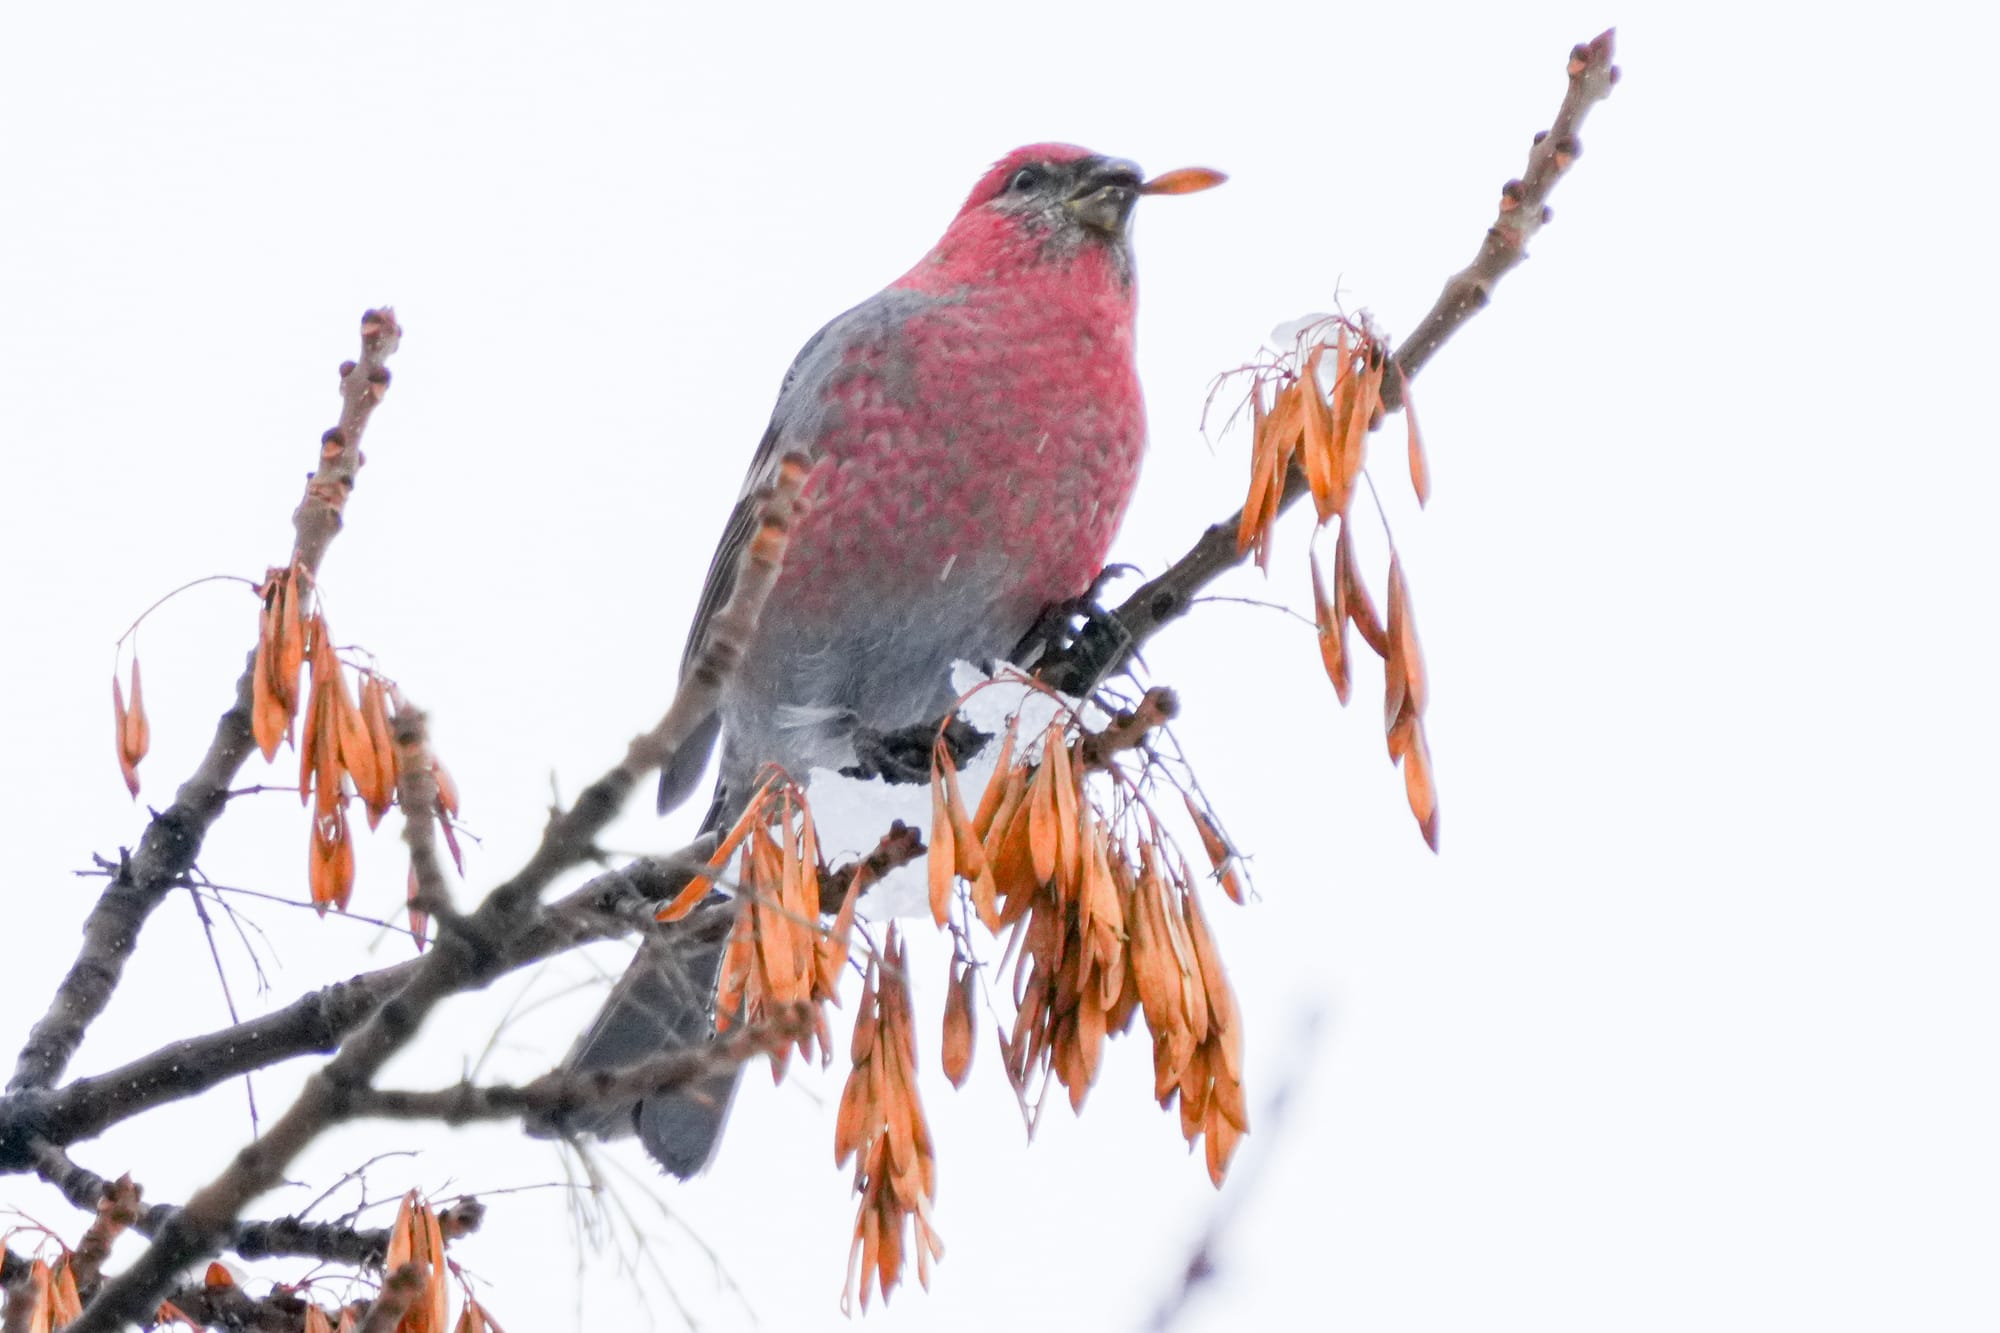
[716,551,1027,797]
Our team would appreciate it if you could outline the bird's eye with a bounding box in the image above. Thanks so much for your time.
[1008,166,1044,194]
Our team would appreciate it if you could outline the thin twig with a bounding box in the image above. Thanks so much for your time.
[4,858,676,1150]
[27,1141,394,1266]
[388,697,455,941]
[1036,31,1619,695]
[69,457,809,1332]
[185,886,260,1134]
[2,309,404,1104]
[347,1013,807,1125]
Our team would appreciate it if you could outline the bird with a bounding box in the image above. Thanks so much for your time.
[552,144,1162,1178]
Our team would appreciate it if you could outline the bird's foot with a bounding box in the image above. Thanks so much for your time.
[843,716,988,785]
[1015,569,1139,696]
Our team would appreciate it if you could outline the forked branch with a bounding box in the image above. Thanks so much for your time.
[1038,30,1619,695]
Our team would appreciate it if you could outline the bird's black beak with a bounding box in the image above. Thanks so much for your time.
[1066,157,1144,235]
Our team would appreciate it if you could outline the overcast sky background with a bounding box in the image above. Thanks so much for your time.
[3,2,1995,1329]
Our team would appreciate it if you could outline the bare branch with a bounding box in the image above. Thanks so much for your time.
[2,659,260,1106]
[1383,30,1620,394]
[27,1140,393,1267]
[292,308,402,578]
[3,310,405,1103]
[10,859,676,1149]
[1037,31,1619,695]
[65,1171,139,1294]
[347,1011,807,1125]
[153,1280,328,1333]
[70,460,810,1332]
[388,697,456,941]
[815,822,926,913]
[1077,686,1181,768]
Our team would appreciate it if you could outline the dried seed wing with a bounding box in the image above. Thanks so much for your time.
[988,786,1040,928]
[1383,557,1409,737]
[1138,165,1228,195]
[1311,547,1350,705]
[384,1191,419,1274]
[1178,1045,1211,1136]
[1236,420,1278,558]
[657,786,769,920]
[251,631,285,760]
[1204,1103,1244,1187]
[122,658,150,776]
[969,721,1016,838]
[48,1259,82,1325]
[1298,353,1340,521]
[942,958,975,1088]
[113,673,139,797]
[1027,756,1059,885]
[1405,385,1431,506]
[834,1060,870,1168]
[419,1204,450,1333]
[1183,887,1239,1071]
[1183,792,1247,904]
[1339,526,1389,657]
[1390,557,1427,717]
[927,762,956,927]
[1340,348,1381,495]
[1048,724,1081,891]
[851,961,879,1064]
[430,757,461,819]
[298,660,322,809]
[714,907,755,1032]
[1404,719,1440,852]
[1126,861,1177,1035]
[361,674,398,784]
[276,568,306,713]
[818,857,869,993]
[1210,1055,1250,1132]
[332,663,385,827]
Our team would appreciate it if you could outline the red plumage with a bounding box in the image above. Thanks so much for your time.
[557,144,1159,1178]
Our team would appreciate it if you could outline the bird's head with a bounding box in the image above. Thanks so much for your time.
[957,143,1146,241]
[905,144,1146,291]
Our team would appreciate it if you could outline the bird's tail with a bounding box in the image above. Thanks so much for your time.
[529,792,749,1179]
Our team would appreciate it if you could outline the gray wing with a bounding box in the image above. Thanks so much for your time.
[655,287,936,815]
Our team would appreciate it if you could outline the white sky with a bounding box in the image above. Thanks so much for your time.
[3,2,1995,1330]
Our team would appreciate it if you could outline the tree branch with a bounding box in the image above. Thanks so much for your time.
[8,859,678,1150]
[154,1280,331,1333]
[70,456,810,1333]
[3,310,404,1106]
[347,1012,807,1125]
[1384,30,1619,391]
[387,698,456,942]
[1037,30,1619,695]
[27,1140,394,1267]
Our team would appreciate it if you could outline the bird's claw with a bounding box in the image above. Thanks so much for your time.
[842,716,989,785]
